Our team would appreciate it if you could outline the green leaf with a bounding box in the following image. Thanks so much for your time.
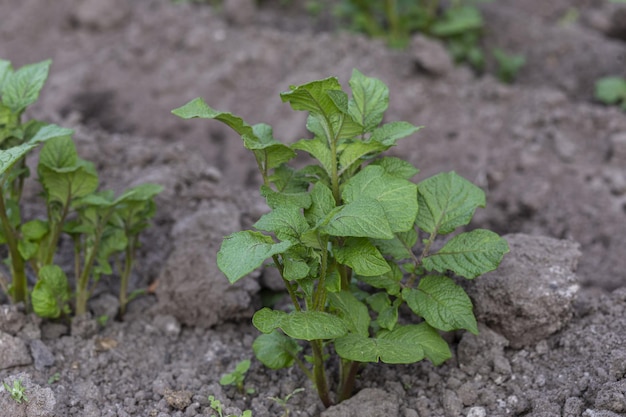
[0,142,38,176]
[172,98,265,150]
[283,256,310,280]
[280,77,343,118]
[366,292,391,313]
[322,199,394,239]
[27,124,74,144]
[431,6,483,37]
[280,311,349,340]
[21,219,48,240]
[268,165,310,194]
[255,308,348,340]
[369,122,422,146]
[328,291,371,336]
[326,90,364,139]
[372,229,417,261]
[403,275,478,334]
[0,60,12,91]
[348,69,388,132]
[333,237,390,276]
[39,159,99,205]
[253,207,310,242]
[260,185,311,210]
[416,171,485,235]
[253,307,287,333]
[2,59,51,113]
[343,165,418,233]
[595,77,626,104]
[31,265,70,319]
[94,227,128,276]
[338,141,387,174]
[304,182,336,226]
[18,239,38,260]
[217,231,293,283]
[422,229,510,279]
[253,330,302,369]
[377,302,399,331]
[335,323,448,364]
[370,156,419,179]
[251,123,297,169]
[358,262,403,295]
[292,137,334,177]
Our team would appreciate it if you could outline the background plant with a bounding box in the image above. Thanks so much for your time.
[173,69,509,407]
[595,76,626,111]
[492,48,525,84]
[0,58,162,318]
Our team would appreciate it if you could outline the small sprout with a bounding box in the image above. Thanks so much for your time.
[492,48,525,84]
[595,76,626,111]
[3,379,28,404]
[208,395,252,417]
[268,388,305,417]
[219,359,254,394]
[47,372,60,385]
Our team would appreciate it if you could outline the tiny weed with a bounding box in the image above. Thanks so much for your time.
[219,359,255,394]
[268,387,305,417]
[492,48,525,84]
[174,69,509,407]
[47,372,61,385]
[2,379,28,404]
[595,76,626,111]
[208,395,252,417]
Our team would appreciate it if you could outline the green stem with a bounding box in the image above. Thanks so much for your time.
[0,187,28,306]
[338,360,360,402]
[75,230,104,316]
[385,0,401,42]
[406,230,436,288]
[313,235,329,310]
[311,340,332,407]
[272,254,301,312]
[119,238,135,318]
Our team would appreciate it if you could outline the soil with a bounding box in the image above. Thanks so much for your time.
[1,0,626,416]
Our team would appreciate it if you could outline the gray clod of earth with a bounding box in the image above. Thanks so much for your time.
[464,233,581,349]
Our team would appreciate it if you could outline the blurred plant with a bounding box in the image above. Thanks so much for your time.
[0,58,162,318]
[219,359,255,394]
[268,388,304,417]
[595,76,626,111]
[492,48,525,84]
[208,395,253,417]
[333,0,488,69]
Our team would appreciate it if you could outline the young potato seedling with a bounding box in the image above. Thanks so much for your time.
[219,359,255,394]
[174,69,509,407]
[2,379,28,404]
[268,387,305,417]
[0,58,162,317]
[208,395,253,417]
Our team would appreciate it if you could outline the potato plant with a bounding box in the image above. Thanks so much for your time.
[174,69,509,407]
[0,58,162,318]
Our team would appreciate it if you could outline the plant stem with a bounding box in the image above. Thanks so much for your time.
[118,239,135,317]
[0,187,28,307]
[338,360,360,402]
[311,340,332,407]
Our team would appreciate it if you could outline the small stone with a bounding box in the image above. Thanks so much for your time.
[564,397,585,417]
[610,132,626,162]
[89,293,120,322]
[164,389,192,411]
[442,389,463,417]
[71,314,99,339]
[0,304,26,335]
[410,34,454,76]
[594,380,626,413]
[0,331,32,369]
[29,339,55,371]
[152,315,181,339]
[467,406,486,417]
[464,234,581,348]
[320,388,399,417]
[41,322,69,340]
